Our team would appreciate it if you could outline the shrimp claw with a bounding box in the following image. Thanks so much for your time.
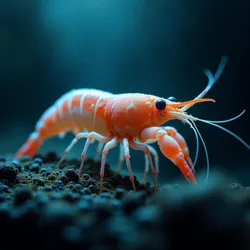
[141,127,196,184]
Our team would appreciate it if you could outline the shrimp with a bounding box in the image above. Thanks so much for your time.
[15,56,250,192]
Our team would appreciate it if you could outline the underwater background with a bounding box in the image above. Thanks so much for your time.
[0,0,249,185]
[1,1,250,250]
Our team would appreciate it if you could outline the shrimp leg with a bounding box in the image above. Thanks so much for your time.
[78,132,111,176]
[56,132,89,168]
[99,137,120,192]
[129,140,157,191]
[116,139,159,186]
[142,144,159,184]
[122,138,137,191]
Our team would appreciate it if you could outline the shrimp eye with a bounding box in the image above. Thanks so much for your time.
[167,96,177,102]
[156,99,166,110]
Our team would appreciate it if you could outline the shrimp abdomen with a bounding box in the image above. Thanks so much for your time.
[15,89,112,159]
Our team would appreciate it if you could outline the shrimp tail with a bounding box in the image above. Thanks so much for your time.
[15,132,42,159]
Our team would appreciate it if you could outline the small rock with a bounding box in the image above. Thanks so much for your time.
[13,187,33,206]
[18,156,31,163]
[0,162,17,181]
[63,191,80,203]
[0,193,7,203]
[29,163,40,172]
[81,195,93,203]
[55,180,64,186]
[88,184,95,193]
[40,167,47,173]
[100,192,112,199]
[52,184,58,189]
[0,184,9,193]
[44,186,53,192]
[61,175,69,184]
[64,169,79,182]
[72,184,82,192]
[11,161,22,171]
[114,187,126,200]
[82,188,91,195]
[33,178,45,186]
[47,173,56,180]
[33,157,43,165]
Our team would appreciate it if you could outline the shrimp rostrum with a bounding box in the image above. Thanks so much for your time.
[15,56,250,191]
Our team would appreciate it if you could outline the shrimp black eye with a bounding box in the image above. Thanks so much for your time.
[167,96,177,102]
[156,99,166,110]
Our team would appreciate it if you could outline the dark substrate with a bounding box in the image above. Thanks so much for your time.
[0,152,250,250]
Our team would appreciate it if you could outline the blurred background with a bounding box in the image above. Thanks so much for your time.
[0,0,249,185]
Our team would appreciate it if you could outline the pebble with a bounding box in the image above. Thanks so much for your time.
[61,175,69,184]
[0,193,7,202]
[30,163,40,172]
[33,178,45,186]
[33,157,43,165]
[44,186,53,192]
[63,191,80,203]
[18,156,30,163]
[0,184,9,193]
[81,195,93,203]
[114,187,126,200]
[88,184,95,193]
[55,180,64,186]
[64,169,79,182]
[11,161,22,171]
[0,162,17,181]
[100,192,112,199]
[73,184,83,191]
[40,167,47,173]
[82,188,91,195]
[13,187,33,206]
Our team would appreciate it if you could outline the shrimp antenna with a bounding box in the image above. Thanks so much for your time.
[183,117,210,184]
[172,110,250,150]
[183,119,200,173]
[182,56,229,112]
[191,120,210,184]
[195,118,250,150]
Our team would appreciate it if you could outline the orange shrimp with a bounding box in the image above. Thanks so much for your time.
[15,56,250,191]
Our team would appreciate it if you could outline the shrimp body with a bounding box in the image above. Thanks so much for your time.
[37,89,113,139]
[15,57,250,191]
